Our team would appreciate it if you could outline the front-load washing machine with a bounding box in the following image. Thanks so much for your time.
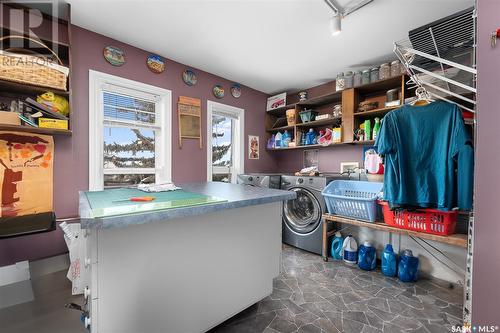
[281,175,344,255]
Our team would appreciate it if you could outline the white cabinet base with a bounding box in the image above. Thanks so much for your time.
[87,202,282,333]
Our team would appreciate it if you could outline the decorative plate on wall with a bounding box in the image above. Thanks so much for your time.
[213,85,224,99]
[230,84,241,98]
[147,54,165,73]
[103,46,125,66]
[182,69,197,86]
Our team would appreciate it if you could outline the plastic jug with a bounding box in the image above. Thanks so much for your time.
[267,134,275,149]
[275,132,283,148]
[282,130,291,147]
[398,249,419,282]
[381,244,397,277]
[342,235,358,264]
[358,241,377,271]
[330,232,344,260]
[372,117,381,141]
[305,129,316,145]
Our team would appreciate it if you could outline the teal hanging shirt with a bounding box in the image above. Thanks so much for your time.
[374,101,473,211]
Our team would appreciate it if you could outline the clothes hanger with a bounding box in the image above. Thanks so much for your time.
[411,87,435,106]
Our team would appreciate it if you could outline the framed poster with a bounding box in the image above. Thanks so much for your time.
[0,132,54,217]
[266,92,286,111]
[248,135,259,159]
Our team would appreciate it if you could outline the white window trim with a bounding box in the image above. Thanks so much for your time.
[206,101,244,183]
[88,70,172,191]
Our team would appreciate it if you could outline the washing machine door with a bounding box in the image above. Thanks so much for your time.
[283,187,322,234]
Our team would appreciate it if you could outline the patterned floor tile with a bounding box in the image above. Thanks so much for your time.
[211,244,463,333]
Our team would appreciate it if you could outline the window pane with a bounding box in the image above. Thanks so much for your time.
[104,174,155,188]
[212,173,231,183]
[104,127,155,169]
[103,92,155,125]
[212,115,232,167]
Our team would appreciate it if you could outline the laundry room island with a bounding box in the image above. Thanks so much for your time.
[78,182,295,333]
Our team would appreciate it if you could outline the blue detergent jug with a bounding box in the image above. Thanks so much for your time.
[398,249,419,282]
[381,244,397,277]
[330,232,344,260]
[358,241,377,271]
[305,129,316,145]
[282,130,291,147]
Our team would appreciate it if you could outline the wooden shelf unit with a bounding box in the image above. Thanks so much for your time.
[321,213,467,261]
[0,3,72,135]
[264,75,407,150]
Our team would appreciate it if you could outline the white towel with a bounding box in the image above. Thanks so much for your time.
[137,182,181,193]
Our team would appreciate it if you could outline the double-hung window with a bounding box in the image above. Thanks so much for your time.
[89,71,172,190]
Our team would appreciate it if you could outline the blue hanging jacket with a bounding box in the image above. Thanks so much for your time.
[375,101,473,210]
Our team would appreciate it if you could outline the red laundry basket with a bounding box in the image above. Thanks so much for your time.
[379,201,457,236]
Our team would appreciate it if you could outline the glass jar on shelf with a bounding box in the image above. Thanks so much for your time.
[344,71,354,89]
[379,63,390,80]
[390,60,402,77]
[353,71,362,87]
[370,67,379,83]
[336,73,345,91]
[361,69,370,85]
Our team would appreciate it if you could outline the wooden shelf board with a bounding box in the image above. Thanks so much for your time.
[354,106,399,117]
[296,117,341,128]
[323,214,467,248]
[354,76,404,95]
[0,79,69,97]
[297,91,342,107]
[351,140,375,145]
[266,103,296,116]
[0,124,72,136]
[266,143,344,151]
[266,125,295,133]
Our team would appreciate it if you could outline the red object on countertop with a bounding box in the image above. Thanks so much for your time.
[378,200,458,236]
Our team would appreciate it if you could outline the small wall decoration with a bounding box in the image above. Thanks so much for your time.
[340,162,360,173]
[248,135,259,160]
[103,46,125,66]
[182,69,197,86]
[178,96,202,148]
[213,85,224,99]
[266,92,287,111]
[231,84,242,98]
[146,54,165,73]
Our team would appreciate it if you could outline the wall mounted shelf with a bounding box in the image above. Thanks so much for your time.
[0,124,72,136]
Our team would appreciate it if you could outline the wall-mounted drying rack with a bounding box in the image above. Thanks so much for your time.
[393,39,477,114]
[393,6,476,115]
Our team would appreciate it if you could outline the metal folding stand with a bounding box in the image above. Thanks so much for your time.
[392,7,477,323]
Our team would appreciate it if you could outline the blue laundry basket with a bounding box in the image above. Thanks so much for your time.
[322,180,383,222]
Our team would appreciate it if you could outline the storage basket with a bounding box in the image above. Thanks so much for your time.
[0,36,69,91]
[379,201,457,236]
[322,180,383,222]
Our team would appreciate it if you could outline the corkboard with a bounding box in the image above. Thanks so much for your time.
[178,96,202,148]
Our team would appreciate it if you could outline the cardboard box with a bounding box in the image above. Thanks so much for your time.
[38,118,68,130]
[332,127,342,143]
[0,111,21,125]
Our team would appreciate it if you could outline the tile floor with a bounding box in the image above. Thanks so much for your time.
[210,244,463,333]
[0,244,463,333]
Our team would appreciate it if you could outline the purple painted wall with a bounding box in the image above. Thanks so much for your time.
[0,25,277,267]
[472,0,500,325]
[274,82,363,173]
